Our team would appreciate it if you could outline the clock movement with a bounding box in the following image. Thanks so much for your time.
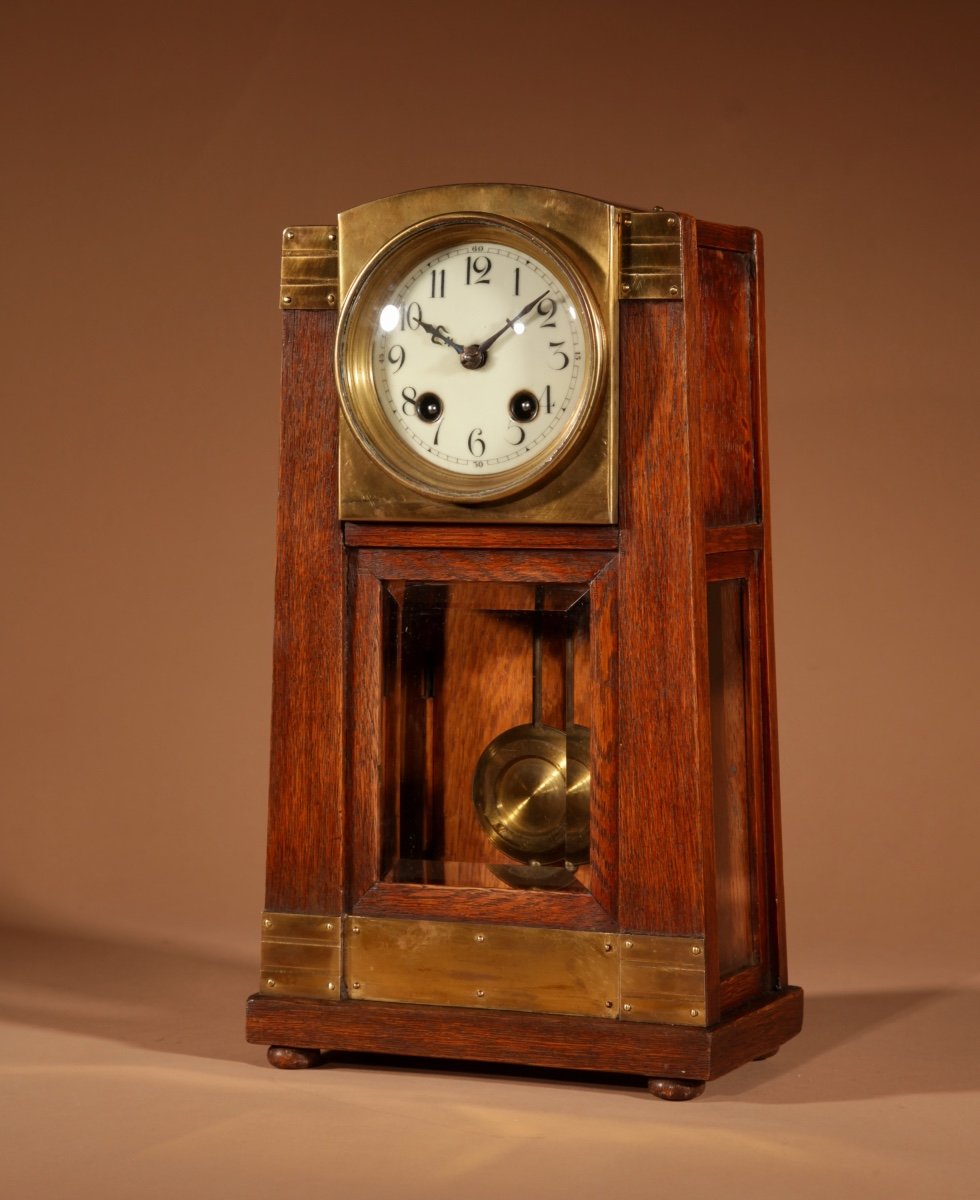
[246,185,803,1099]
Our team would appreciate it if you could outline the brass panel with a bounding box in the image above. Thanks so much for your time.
[344,916,619,1019]
[335,185,618,524]
[280,225,338,310]
[337,185,616,309]
[620,934,707,1026]
[620,211,684,300]
[341,917,708,1025]
[259,911,341,1001]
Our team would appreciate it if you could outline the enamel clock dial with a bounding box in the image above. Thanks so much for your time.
[336,214,605,503]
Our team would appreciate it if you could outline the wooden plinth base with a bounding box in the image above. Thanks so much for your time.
[247,985,802,1097]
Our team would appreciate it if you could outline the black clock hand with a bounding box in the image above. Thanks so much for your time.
[415,314,464,354]
[478,290,551,354]
[458,290,552,371]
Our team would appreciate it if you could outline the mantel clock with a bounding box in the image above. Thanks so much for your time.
[246,185,802,1100]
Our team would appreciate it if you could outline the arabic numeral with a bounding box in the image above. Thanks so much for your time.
[401,302,422,331]
[430,269,445,298]
[387,345,406,373]
[549,341,570,370]
[400,386,417,414]
[468,428,486,457]
[465,255,491,285]
[537,297,558,327]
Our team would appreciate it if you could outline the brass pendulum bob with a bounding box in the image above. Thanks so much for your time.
[472,604,591,888]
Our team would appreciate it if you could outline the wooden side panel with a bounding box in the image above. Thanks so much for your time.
[752,235,790,986]
[264,310,346,916]
[617,299,713,941]
[696,241,760,526]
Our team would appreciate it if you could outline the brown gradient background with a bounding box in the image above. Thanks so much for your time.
[1,1,977,1196]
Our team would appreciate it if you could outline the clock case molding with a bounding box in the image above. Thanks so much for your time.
[248,185,802,1098]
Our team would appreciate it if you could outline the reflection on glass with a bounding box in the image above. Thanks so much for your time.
[381,581,591,892]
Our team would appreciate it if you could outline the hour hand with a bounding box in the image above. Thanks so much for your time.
[416,314,463,354]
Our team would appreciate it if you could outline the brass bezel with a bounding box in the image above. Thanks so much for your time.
[336,212,607,506]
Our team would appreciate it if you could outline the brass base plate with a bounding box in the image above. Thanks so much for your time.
[259,911,707,1026]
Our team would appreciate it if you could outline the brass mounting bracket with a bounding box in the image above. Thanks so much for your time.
[620,210,683,300]
[259,912,341,1000]
[280,226,339,310]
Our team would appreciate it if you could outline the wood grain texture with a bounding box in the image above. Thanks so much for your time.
[345,524,619,550]
[585,561,618,916]
[697,245,759,526]
[265,310,345,916]
[617,298,713,940]
[696,221,758,254]
[245,986,803,1082]
[704,524,764,554]
[347,567,384,907]
[356,548,613,584]
[352,883,612,930]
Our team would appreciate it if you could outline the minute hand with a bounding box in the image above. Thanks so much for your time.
[477,290,551,355]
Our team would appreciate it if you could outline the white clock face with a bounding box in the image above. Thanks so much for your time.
[370,240,589,478]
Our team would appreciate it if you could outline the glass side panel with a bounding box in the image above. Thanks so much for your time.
[381,581,591,892]
[707,579,757,975]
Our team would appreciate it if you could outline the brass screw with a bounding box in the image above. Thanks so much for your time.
[624,939,633,950]
[604,1000,614,1009]
[285,229,295,240]
[328,230,336,242]
[603,942,613,953]
[351,925,360,934]
[667,216,677,226]
[327,982,335,991]
[474,934,485,943]
[327,293,336,307]
[690,1008,700,1018]
[669,285,679,296]
[325,922,334,932]
[691,945,702,956]
[263,918,272,929]
[266,978,276,989]
[621,281,631,294]
[476,989,485,998]
[352,981,361,990]
[623,1003,633,1013]
[282,295,292,305]
[623,215,632,227]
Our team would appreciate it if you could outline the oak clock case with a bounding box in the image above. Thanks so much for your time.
[248,184,802,1100]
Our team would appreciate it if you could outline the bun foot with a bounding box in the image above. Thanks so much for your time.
[648,1077,706,1101]
[267,1045,323,1070]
